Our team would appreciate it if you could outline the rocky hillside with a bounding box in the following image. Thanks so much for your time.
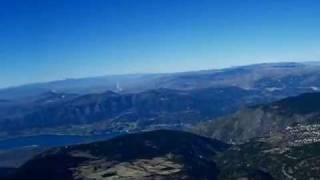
[6,130,229,180]
[194,92,320,143]
[5,129,320,180]
[217,132,320,180]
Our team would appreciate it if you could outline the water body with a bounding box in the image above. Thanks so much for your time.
[0,133,121,151]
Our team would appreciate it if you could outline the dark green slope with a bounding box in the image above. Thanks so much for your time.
[194,92,320,143]
[8,130,229,180]
[269,92,320,115]
[6,129,320,179]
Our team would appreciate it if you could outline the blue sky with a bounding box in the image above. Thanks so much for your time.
[1,0,320,88]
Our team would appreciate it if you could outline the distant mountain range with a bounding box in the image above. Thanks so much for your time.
[2,62,320,139]
[0,87,265,139]
[2,62,320,100]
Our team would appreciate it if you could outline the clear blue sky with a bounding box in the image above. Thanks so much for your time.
[1,0,320,88]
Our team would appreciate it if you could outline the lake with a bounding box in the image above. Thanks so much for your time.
[0,133,121,151]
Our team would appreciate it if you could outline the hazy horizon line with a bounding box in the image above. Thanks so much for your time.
[1,60,319,90]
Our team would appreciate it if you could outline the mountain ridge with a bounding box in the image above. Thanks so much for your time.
[194,92,320,143]
[2,62,320,100]
[6,130,230,180]
[0,87,262,140]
